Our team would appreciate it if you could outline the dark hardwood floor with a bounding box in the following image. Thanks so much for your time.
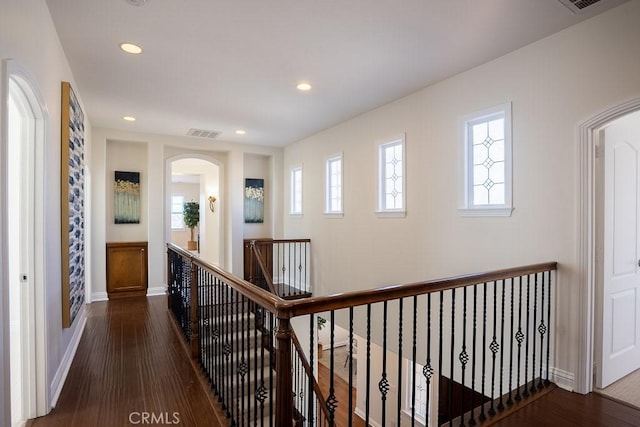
[27,295,640,427]
[494,387,640,427]
[30,296,221,427]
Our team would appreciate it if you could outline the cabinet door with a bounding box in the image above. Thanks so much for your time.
[107,242,148,298]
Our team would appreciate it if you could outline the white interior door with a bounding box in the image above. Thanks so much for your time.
[599,116,640,388]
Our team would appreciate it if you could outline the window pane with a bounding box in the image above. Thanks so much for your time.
[378,138,405,212]
[468,110,508,207]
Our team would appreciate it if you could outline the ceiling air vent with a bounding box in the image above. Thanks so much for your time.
[557,0,609,13]
[187,128,221,140]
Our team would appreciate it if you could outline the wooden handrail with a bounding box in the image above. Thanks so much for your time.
[274,262,558,318]
[291,332,332,423]
[249,240,278,295]
[167,243,281,314]
[168,244,556,320]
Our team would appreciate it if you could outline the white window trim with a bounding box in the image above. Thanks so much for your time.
[459,102,513,217]
[324,153,344,218]
[402,359,429,427]
[376,134,407,218]
[290,165,303,216]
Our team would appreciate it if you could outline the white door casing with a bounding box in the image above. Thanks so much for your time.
[598,118,640,388]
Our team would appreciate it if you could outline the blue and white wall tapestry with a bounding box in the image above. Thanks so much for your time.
[244,178,264,223]
[61,81,85,328]
[114,171,141,224]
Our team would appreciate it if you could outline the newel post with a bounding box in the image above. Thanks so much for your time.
[189,260,199,359]
[275,317,294,426]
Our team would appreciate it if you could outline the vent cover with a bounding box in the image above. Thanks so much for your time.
[187,128,221,139]
[557,0,607,13]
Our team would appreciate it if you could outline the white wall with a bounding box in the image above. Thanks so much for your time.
[90,127,284,300]
[283,1,640,392]
[0,0,92,422]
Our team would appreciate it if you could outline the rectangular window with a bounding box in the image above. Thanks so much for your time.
[404,360,430,425]
[460,103,513,216]
[290,166,303,215]
[171,195,185,230]
[377,135,406,217]
[325,154,343,216]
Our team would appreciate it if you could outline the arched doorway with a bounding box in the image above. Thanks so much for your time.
[577,97,640,395]
[166,156,223,267]
[1,60,48,425]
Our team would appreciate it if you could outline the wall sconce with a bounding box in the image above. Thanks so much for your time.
[208,196,217,212]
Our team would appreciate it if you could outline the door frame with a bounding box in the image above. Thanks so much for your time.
[577,96,640,394]
[165,154,225,268]
[1,59,49,424]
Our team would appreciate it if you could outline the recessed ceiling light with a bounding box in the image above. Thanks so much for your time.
[122,116,136,122]
[125,0,148,6]
[119,43,143,55]
[296,82,312,92]
[235,130,246,135]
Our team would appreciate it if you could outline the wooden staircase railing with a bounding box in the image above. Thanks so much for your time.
[167,241,558,426]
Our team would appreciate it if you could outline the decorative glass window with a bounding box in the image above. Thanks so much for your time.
[325,154,343,216]
[171,195,185,229]
[460,103,513,216]
[377,135,406,217]
[290,166,303,215]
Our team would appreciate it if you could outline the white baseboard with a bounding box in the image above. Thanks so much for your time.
[49,307,87,408]
[550,366,575,391]
[147,286,166,297]
[322,339,349,350]
[91,292,108,302]
[354,407,382,427]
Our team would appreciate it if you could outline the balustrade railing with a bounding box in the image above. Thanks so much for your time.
[244,239,311,299]
[168,242,557,426]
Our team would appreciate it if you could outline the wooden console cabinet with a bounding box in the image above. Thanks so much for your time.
[106,241,148,299]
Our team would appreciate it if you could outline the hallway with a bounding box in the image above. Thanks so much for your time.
[29,296,220,427]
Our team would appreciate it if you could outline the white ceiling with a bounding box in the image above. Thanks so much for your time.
[45,0,628,147]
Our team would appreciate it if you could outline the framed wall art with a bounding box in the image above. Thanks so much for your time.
[244,178,264,223]
[114,171,141,224]
[60,81,85,328]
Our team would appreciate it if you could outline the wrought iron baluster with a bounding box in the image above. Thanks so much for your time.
[424,294,433,427]
[538,272,547,390]
[479,283,487,423]
[488,281,499,417]
[531,273,539,394]
[309,314,315,426]
[507,278,515,406]
[515,277,524,402]
[469,284,478,426]
[327,311,337,424]
[269,312,274,426]
[437,290,445,423]
[523,275,531,398]
[397,298,403,427]
[545,271,552,387]
[366,304,371,426]
[449,288,456,426]
[460,286,469,424]
[379,301,389,426]
[498,279,506,412]
[349,307,354,427]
